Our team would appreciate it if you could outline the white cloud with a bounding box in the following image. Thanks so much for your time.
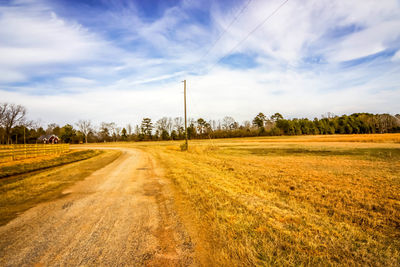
[392,50,400,61]
[0,69,26,83]
[209,0,400,64]
[325,21,400,62]
[1,60,399,128]
[0,0,399,127]
[0,1,122,83]
[0,8,103,64]
[59,77,95,84]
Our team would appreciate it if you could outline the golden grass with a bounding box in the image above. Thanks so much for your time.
[0,150,121,226]
[203,133,400,144]
[0,150,102,178]
[290,133,400,143]
[0,144,69,163]
[131,134,400,266]
[0,153,63,168]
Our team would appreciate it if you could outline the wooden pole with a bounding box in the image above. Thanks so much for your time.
[183,80,188,150]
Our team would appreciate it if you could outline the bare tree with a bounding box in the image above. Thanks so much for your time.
[321,112,336,120]
[134,125,140,135]
[209,120,215,131]
[115,127,121,141]
[377,114,397,133]
[395,114,400,127]
[243,120,251,129]
[126,124,133,136]
[1,103,26,144]
[167,117,173,134]
[222,116,237,130]
[109,122,117,141]
[0,103,7,144]
[156,117,168,132]
[76,120,92,143]
[0,103,7,125]
[173,117,184,135]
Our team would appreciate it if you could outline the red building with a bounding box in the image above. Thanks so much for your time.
[38,134,60,144]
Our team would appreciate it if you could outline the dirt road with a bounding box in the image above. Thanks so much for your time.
[0,147,196,266]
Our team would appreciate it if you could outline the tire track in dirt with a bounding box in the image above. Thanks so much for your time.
[0,147,196,266]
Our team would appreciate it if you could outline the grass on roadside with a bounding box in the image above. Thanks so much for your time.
[0,150,121,226]
[137,136,400,266]
[0,150,103,178]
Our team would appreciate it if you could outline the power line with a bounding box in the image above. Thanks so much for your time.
[185,0,289,119]
[202,0,253,59]
[205,0,289,73]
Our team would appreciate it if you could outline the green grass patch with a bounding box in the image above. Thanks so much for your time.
[0,150,121,226]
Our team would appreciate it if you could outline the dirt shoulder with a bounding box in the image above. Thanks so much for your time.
[0,150,120,226]
[0,147,197,266]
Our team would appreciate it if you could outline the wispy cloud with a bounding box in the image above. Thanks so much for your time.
[0,1,118,90]
[0,0,399,126]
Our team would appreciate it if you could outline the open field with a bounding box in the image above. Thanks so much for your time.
[0,144,69,163]
[127,134,400,266]
[0,150,120,226]
[0,149,102,178]
[0,134,399,266]
[2,0,399,265]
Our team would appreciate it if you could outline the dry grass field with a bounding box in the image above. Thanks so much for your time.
[0,150,100,178]
[0,144,69,163]
[1,134,398,265]
[130,134,400,266]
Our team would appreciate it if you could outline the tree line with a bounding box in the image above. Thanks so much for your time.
[1,102,399,144]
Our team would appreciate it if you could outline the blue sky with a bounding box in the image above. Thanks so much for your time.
[0,0,399,126]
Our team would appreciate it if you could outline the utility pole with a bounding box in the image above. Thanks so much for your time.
[183,80,188,150]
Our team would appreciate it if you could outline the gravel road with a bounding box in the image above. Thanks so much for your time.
[0,148,196,266]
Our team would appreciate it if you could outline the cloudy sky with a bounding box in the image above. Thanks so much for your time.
[0,0,399,126]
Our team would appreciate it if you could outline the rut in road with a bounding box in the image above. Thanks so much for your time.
[0,148,196,266]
